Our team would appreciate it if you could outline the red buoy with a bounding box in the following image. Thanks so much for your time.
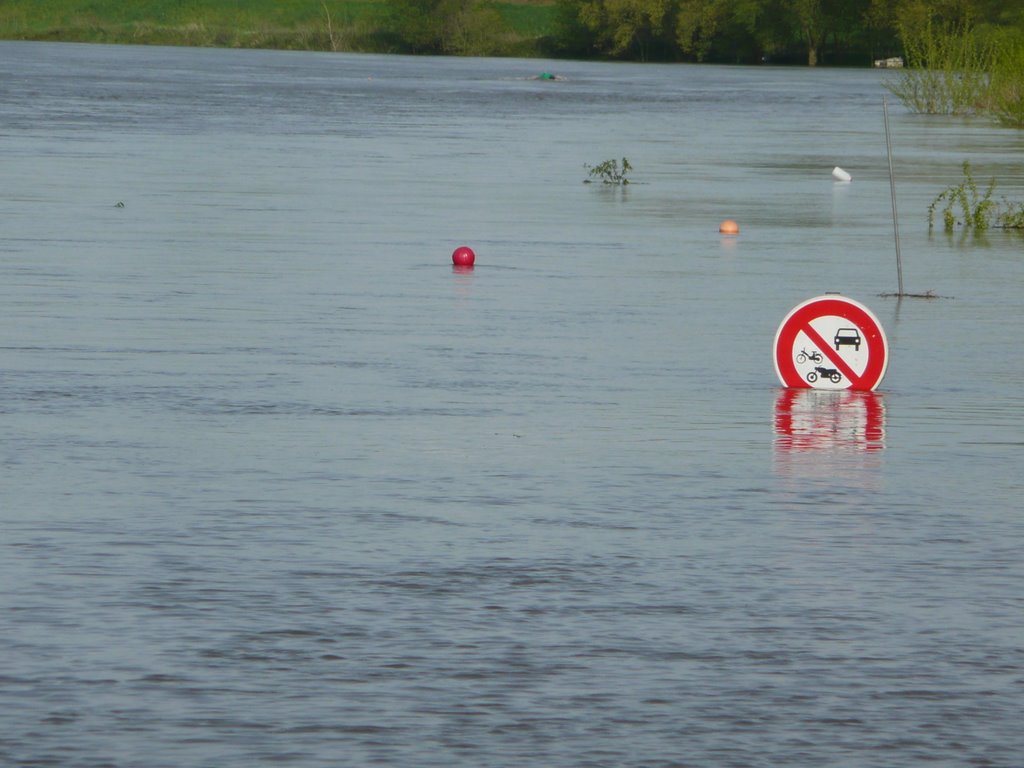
[452,246,476,267]
[719,219,739,235]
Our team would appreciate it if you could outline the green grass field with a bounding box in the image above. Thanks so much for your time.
[0,0,559,54]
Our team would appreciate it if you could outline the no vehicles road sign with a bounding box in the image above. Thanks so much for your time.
[773,295,889,391]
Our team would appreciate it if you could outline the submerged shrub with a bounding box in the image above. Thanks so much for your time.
[929,161,996,231]
[998,200,1024,229]
[929,161,1024,233]
[584,158,632,185]
[988,38,1024,128]
[886,21,994,115]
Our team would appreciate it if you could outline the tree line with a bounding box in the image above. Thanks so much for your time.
[3,0,1021,67]
[546,0,1021,64]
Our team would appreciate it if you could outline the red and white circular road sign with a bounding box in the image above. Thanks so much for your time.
[773,295,888,391]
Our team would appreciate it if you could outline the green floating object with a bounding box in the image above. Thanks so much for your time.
[540,72,555,80]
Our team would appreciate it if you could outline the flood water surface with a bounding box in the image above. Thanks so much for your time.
[1,41,1023,767]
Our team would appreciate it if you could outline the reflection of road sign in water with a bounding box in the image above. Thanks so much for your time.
[773,295,888,391]
[774,388,886,452]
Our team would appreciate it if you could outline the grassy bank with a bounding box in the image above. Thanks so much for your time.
[0,0,559,56]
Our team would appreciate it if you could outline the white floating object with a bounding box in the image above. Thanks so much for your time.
[832,166,852,182]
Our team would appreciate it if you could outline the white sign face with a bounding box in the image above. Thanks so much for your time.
[792,317,868,389]
[774,295,888,391]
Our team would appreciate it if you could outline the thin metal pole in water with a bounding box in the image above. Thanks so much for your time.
[883,96,905,296]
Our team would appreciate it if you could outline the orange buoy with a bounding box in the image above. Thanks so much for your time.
[719,219,739,235]
[452,245,476,267]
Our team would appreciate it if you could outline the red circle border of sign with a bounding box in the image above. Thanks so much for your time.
[773,295,888,391]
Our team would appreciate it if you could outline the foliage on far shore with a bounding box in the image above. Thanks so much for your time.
[0,0,557,57]
[3,0,1023,68]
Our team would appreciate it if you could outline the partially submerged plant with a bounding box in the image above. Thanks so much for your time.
[986,36,1024,128]
[885,21,994,115]
[998,200,1024,229]
[928,160,996,232]
[928,160,1024,233]
[584,158,632,185]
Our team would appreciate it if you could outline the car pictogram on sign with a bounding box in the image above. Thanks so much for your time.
[833,327,861,351]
